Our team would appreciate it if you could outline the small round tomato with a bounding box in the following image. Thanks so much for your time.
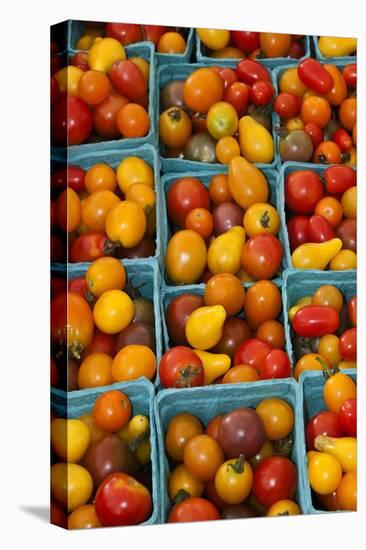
[242,234,283,281]
[343,64,357,88]
[183,434,224,482]
[304,122,323,148]
[215,456,253,505]
[55,188,82,233]
[106,200,146,248]
[312,284,344,311]
[222,364,260,384]
[301,96,331,128]
[339,398,357,437]
[183,68,224,114]
[169,464,205,500]
[274,92,302,118]
[207,101,238,140]
[314,196,343,227]
[78,70,110,105]
[260,33,291,57]
[256,320,285,349]
[112,344,157,382]
[250,80,275,106]
[256,398,294,441]
[259,349,291,380]
[185,208,214,239]
[314,140,342,164]
[93,389,132,432]
[333,128,353,153]
[82,190,120,233]
[165,230,207,284]
[159,107,192,148]
[243,203,280,237]
[168,497,220,523]
[253,456,297,508]
[285,170,324,214]
[157,31,186,54]
[305,411,343,450]
[279,67,308,97]
[308,452,342,495]
[68,504,102,529]
[159,346,204,389]
[205,415,223,440]
[84,163,117,193]
[93,289,134,334]
[167,177,210,227]
[287,215,310,250]
[231,31,260,53]
[324,372,357,414]
[224,82,250,117]
[267,500,301,516]
[165,413,203,462]
[116,103,149,138]
[339,328,357,361]
[234,338,271,371]
[336,471,357,511]
[51,463,93,512]
[317,334,342,366]
[294,353,326,380]
[216,136,240,165]
[94,94,129,139]
[204,273,245,317]
[166,293,204,346]
[52,95,93,146]
[330,249,357,271]
[51,501,67,528]
[77,352,113,389]
[341,186,356,219]
[339,97,357,131]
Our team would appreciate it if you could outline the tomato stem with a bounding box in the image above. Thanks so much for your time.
[177,365,203,388]
[172,489,191,506]
[227,454,246,474]
[260,210,270,228]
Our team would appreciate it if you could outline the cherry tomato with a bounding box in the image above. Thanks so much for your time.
[68,504,102,529]
[168,497,220,523]
[51,165,86,193]
[308,452,342,495]
[242,234,283,281]
[244,280,282,330]
[157,32,186,54]
[84,163,117,193]
[166,293,204,346]
[297,59,334,94]
[167,177,210,227]
[234,338,271,371]
[52,95,93,146]
[106,22,143,45]
[68,276,88,299]
[339,97,357,132]
[342,64,357,88]
[250,81,275,106]
[159,107,192,148]
[159,347,204,389]
[112,344,157,382]
[205,415,223,441]
[216,136,241,165]
[325,166,356,196]
[308,215,336,243]
[260,33,291,57]
[273,92,301,118]
[317,334,342,365]
[204,273,245,317]
[288,40,305,58]
[333,128,353,153]
[215,456,253,505]
[165,230,207,284]
[259,349,291,380]
[305,411,343,450]
[185,208,213,239]
[70,51,89,71]
[267,500,301,516]
[183,434,224,481]
[301,96,331,128]
[292,306,339,337]
[93,390,132,432]
[116,103,149,138]
[82,329,117,359]
[256,398,294,440]
[208,174,232,204]
[222,364,260,383]
[231,31,260,53]
[336,471,356,511]
[341,186,356,219]
[339,398,357,437]
[287,215,310,250]
[314,196,343,227]
[256,320,285,349]
[304,123,324,148]
[94,94,129,139]
[168,464,205,500]
[253,456,297,508]
[236,59,270,85]
[165,413,203,462]
[183,68,224,114]
[218,67,238,89]
[310,286,344,312]
[55,188,81,233]
[70,232,117,263]
[143,24,168,45]
[294,353,326,380]
[224,82,250,117]
[279,67,308,97]
[339,328,356,361]
[78,70,110,105]
[51,501,67,528]
[285,170,324,214]
[324,372,357,414]
[207,101,238,140]
[348,296,357,327]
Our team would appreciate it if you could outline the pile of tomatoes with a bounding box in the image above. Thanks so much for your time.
[285,165,356,271]
[164,166,284,285]
[197,29,307,60]
[288,284,357,379]
[159,60,275,165]
[305,370,357,511]
[72,21,188,55]
[50,257,157,390]
[51,37,151,146]
[164,397,301,522]
[274,59,357,165]
[51,388,154,528]
[51,156,157,264]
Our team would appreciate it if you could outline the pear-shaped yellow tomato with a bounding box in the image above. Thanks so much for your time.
[243,203,280,236]
[105,200,146,248]
[197,28,230,50]
[186,305,226,350]
[166,230,207,284]
[54,66,83,96]
[207,226,246,274]
[291,238,342,270]
[318,36,357,57]
[88,37,126,72]
[51,463,93,512]
[194,350,231,384]
[329,250,357,271]
[51,419,91,463]
[238,116,274,164]
[228,157,269,209]
[314,435,356,473]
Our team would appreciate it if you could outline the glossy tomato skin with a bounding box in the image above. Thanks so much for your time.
[287,215,310,250]
[234,338,271,371]
[95,473,152,526]
[108,60,147,105]
[333,128,353,153]
[212,318,252,357]
[167,178,210,227]
[68,276,89,299]
[236,59,270,85]
[231,31,260,53]
[94,94,129,139]
[308,215,336,243]
[297,59,334,94]
[51,165,86,192]
[166,293,205,345]
[292,306,340,337]
[339,398,357,437]
[259,349,291,380]
[242,234,283,280]
[224,82,249,117]
[343,64,357,88]
[105,22,143,45]
[70,233,117,263]
[273,92,301,118]
[305,411,344,450]
[82,329,117,359]
[304,123,324,148]
[168,497,220,523]
[159,347,204,388]
[52,95,93,146]
[250,81,275,106]
[285,170,324,214]
[253,456,297,508]
[339,328,357,361]
[324,165,356,195]
[348,296,357,327]
[51,501,67,528]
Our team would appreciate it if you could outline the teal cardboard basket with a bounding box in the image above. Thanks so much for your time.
[51,143,163,268]
[283,269,356,366]
[154,379,303,522]
[297,369,357,515]
[196,34,310,69]
[51,258,163,384]
[158,63,279,173]
[277,161,357,270]
[312,36,356,65]
[51,378,160,525]
[68,20,194,66]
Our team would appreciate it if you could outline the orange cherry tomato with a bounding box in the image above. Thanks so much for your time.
[166,413,203,462]
[204,273,245,317]
[86,256,126,297]
[169,464,205,500]
[111,344,157,382]
[82,190,120,232]
[79,413,109,445]
[78,352,113,389]
[243,281,282,330]
[267,500,301,516]
[105,200,146,248]
[260,33,291,57]
[205,415,223,440]
[324,65,347,106]
[55,188,81,233]
[185,208,214,239]
[157,31,186,54]
[256,320,285,349]
[159,107,192,148]
[116,103,149,137]
[336,471,357,511]
[314,141,342,164]
[317,335,342,366]
[339,98,357,131]
[68,504,102,529]
[314,196,343,227]
[212,46,244,59]
[78,70,110,105]
[312,284,344,311]
[301,96,332,128]
[126,183,156,214]
[85,163,117,193]
[222,364,259,383]
[183,434,224,482]
[216,136,241,164]
[130,57,150,81]
[93,389,132,432]
[183,68,224,114]
[294,353,327,381]
[324,372,357,414]
[208,174,233,204]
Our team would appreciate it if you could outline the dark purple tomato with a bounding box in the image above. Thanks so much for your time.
[336,219,356,252]
[279,130,314,162]
[218,407,265,458]
[132,297,155,326]
[184,131,218,163]
[211,318,252,358]
[115,322,155,352]
[212,202,244,236]
[161,80,186,110]
[117,237,156,259]
[166,293,205,345]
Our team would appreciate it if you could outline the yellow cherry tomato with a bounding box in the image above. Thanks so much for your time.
[105,200,146,248]
[77,352,113,389]
[279,67,308,97]
[128,415,150,439]
[85,163,117,193]
[197,28,230,50]
[228,156,269,209]
[81,190,120,233]
[169,464,205,500]
[238,115,274,163]
[329,250,357,271]
[51,418,91,463]
[345,147,357,167]
[88,37,126,73]
[116,157,154,194]
[292,238,343,270]
[165,230,207,284]
[318,36,357,57]
[79,414,108,445]
[51,463,93,512]
[267,500,301,516]
[68,504,102,529]
[324,372,357,414]
[284,117,304,131]
[341,186,356,219]
[308,452,342,495]
[317,335,342,366]
[215,456,253,505]
[93,290,134,334]
[86,257,126,297]
[243,203,280,237]
[185,305,226,350]
[256,398,294,441]
[207,101,238,140]
[130,57,150,81]
[207,226,246,275]
[126,183,156,213]
[54,66,83,96]
[211,47,244,59]
[216,136,241,164]
[111,344,157,382]
[312,284,344,311]
[336,471,357,511]
[314,435,356,473]
[294,353,327,380]
[55,188,81,233]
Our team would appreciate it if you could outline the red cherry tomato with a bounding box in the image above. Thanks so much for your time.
[83,329,117,358]
[348,296,357,327]
[333,128,353,153]
[231,31,260,53]
[105,22,143,45]
[143,25,169,45]
[305,411,344,450]
[168,497,220,523]
[287,215,310,250]
[339,328,357,361]
[218,68,238,89]
[324,165,356,196]
[51,165,86,192]
[297,59,334,94]
[167,177,211,227]
[250,80,275,106]
[224,82,250,116]
[52,95,93,146]
[68,276,89,299]
[234,338,271,371]
[304,123,324,148]
[285,170,324,214]
[242,234,283,281]
[339,398,357,437]
[273,92,302,118]
[292,306,340,337]
[70,51,89,71]
[259,349,291,380]
[342,64,357,89]
[70,233,117,263]
[253,456,297,508]
[308,215,336,243]
[288,40,305,59]
[159,346,204,388]
[236,59,271,85]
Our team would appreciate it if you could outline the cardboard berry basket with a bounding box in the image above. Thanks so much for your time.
[312,36,356,66]
[51,41,157,155]
[297,369,357,515]
[196,33,310,69]
[157,63,279,174]
[51,257,163,386]
[68,20,195,66]
[153,379,303,522]
[51,143,163,270]
[51,378,161,525]
[277,161,357,270]
[283,269,357,367]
